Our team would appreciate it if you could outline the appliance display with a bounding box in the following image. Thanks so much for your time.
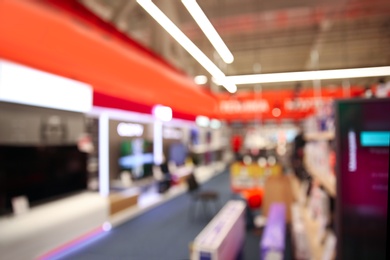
[335,98,389,260]
[118,139,154,180]
[0,145,87,216]
[190,128,199,145]
[168,142,188,166]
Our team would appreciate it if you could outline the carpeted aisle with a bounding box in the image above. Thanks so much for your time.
[56,170,270,260]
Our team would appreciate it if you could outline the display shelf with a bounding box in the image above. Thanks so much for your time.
[191,200,246,260]
[299,205,336,260]
[304,131,335,141]
[305,163,336,197]
[299,205,324,260]
[0,192,108,260]
[190,143,225,154]
[290,175,333,260]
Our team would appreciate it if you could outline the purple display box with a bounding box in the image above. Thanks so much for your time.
[260,203,286,260]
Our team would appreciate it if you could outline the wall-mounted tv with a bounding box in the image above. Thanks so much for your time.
[118,138,154,180]
[335,98,389,259]
[0,145,87,216]
[169,142,188,166]
[190,128,199,145]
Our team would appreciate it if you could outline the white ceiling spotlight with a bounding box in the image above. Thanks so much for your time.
[194,75,208,85]
[181,0,234,64]
[210,119,222,129]
[196,115,210,127]
[136,0,237,93]
[216,66,390,85]
[272,108,281,118]
[152,104,172,122]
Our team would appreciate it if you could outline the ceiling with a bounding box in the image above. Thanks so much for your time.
[80,0,390,93]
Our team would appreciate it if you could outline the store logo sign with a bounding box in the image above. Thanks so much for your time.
[117,123,144,137]
[348,130,357,172]
[284,98,331,112]
[219,100,269,114]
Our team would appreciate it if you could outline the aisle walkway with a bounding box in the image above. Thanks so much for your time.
[58,170,261,260]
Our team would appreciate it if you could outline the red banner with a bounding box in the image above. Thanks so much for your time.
[216,86,364,121]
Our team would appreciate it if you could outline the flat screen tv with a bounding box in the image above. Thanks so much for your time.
[118,138,154,180]
[169,142,187,166]
[335,98,389,259]
[190,128,199,145]
[0,145,87,216]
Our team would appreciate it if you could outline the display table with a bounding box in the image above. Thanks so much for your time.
[191,200,246,260]
[0,192,108,260]
[110,162,227,227]
[262,175,294,223]
[260,203,286,260]
[170,164,194,184]
[109,189,140,215]
[230,162,282,192]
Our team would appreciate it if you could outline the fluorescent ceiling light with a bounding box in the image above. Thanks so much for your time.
[181,0,234,64]
[137,0,237,93]
[194,75,208,85]
[0,60,92,113]
[210,119,221,129]
[196,115,210,127]
[152,104,172,122]
[214,66,390,85]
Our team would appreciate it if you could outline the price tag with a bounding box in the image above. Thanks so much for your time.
[12,196,29,215]
[121,171,132,186]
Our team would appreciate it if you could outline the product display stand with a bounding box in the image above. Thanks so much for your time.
[304,161,336,197]
[191,200,246,260]
[0,192,108,260]
[290,175,336,260]
[304,131,334,142]
[110,162,227,227]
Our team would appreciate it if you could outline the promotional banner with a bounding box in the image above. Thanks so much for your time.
[216,87,364,121]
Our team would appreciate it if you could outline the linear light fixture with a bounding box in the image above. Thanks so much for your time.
[0,60,92,112]
[137,0,237,93]
[214,66,390,85]
[181,0,234,64]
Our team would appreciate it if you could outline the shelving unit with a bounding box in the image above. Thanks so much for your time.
[190,143,225,154]
[290,175,336,260]
[304,129,336,197]
[300,205,324,259]
[293,111,338,259]
[305,163,336,197]
[304,131,335,141]
[109,161,227,227]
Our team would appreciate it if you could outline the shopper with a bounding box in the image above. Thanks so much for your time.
[157,155,172,193]
[291,127,308,181]
[231,133,243,161]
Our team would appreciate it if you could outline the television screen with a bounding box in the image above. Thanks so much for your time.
[118,138,154,180]
[335,98,389,259]
[0,145,87,216]
[190,128,199,145]
[169,142,187,166]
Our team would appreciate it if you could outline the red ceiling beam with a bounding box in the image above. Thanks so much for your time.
[0,0,218,117]
[215,86,365,121]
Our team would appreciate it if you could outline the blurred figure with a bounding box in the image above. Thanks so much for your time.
[154,154,171,193]
[291,126,308,181]
[375,78,390,98]
[361,84,373,98]
[231,133,242,161]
